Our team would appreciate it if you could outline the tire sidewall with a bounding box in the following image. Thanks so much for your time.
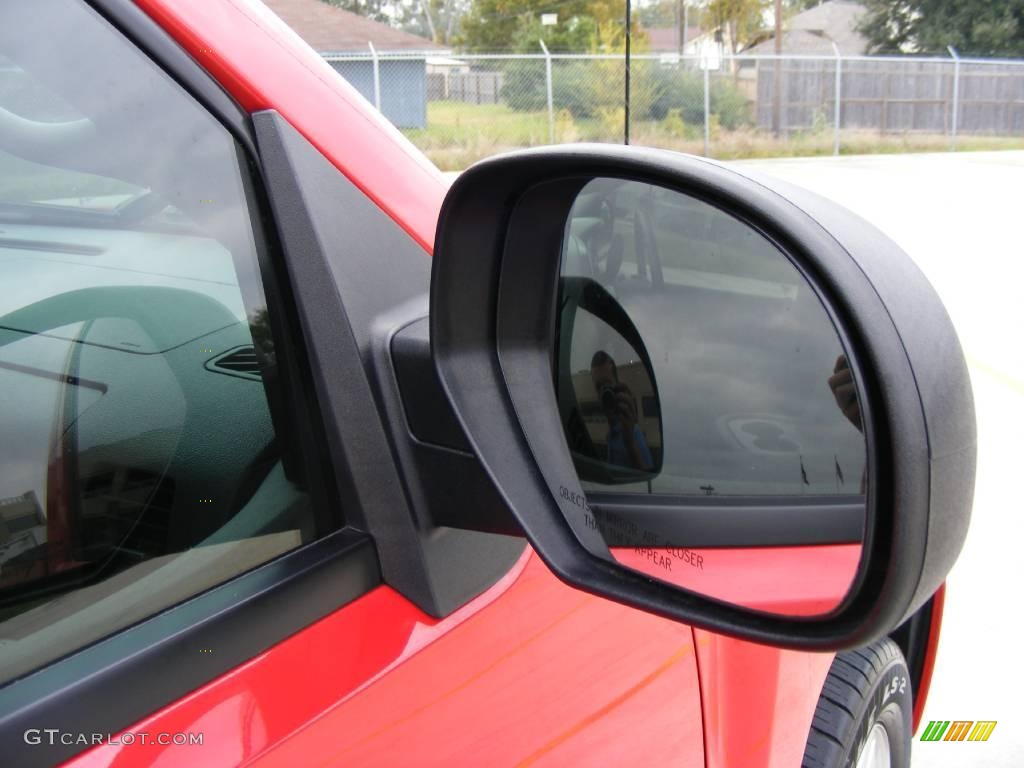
[845,656,912,768]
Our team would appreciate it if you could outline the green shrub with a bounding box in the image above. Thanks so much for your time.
[649,68,705,123]
[500,61,548,113]
[710,79,752,130]
[502,61,751,129]
[552,62,602,118]
[661,108,688,138]
[649,67,752,129]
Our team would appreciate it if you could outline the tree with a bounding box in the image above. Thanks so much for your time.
[458,0,590,51]
[701,0,770,55]
[393,0,471,45]
[508,13,599,52]
[498,2,651,119]
[858,0,1024,57]
[457,0,640,52]
[319,0,390,23]
[636,0,678,28]
[786,0,824,10]
[318,0,468,45]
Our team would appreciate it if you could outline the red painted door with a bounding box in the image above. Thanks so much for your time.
[65,551,705,767]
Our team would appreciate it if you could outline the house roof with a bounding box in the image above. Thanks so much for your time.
[261,0,445,53]
[644,25,704,53]
[744,0,869,55]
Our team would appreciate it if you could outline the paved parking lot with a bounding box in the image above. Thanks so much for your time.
[741,152,1024,767]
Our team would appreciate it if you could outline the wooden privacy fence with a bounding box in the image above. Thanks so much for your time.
[428,71,505,105]
[755,57,1024,135]
[326,51,1024,155]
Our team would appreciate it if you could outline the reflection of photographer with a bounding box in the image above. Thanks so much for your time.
[590,351,654,471]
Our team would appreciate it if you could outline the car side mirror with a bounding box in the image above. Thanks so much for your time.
[430,145,975,650]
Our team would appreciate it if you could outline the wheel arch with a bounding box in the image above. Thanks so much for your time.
[888,583,945,734]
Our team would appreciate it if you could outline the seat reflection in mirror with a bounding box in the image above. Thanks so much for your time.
[829,354,861,432]
[828,353,867,493]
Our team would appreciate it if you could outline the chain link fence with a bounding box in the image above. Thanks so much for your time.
[324,50,1024,170]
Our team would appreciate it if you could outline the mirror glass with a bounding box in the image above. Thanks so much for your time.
[555,178,867,617]
[556,277,662,485]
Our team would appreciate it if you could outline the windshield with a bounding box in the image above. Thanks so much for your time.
[0,55,147,212]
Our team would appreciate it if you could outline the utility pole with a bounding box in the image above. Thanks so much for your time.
[772,0,783,137]
[681,1,688,56]
[625,0,631,144]
[675,0,681,54]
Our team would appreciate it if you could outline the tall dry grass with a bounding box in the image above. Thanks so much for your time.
[405,102,1024,170]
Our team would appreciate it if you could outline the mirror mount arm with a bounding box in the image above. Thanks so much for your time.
[390,318,523,537]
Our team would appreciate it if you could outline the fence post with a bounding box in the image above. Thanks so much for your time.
[831,43,842,156]
[539,40,555,143]
[948,46,960,150]
[703,63,710,157]
[368,42,381,111]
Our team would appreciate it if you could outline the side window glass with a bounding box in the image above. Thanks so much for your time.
[558,178,867,498]
[0,1,326,684]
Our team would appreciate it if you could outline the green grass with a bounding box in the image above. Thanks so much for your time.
[402,102,637,170]
[404,101,1024,170]
[403,102,551,146]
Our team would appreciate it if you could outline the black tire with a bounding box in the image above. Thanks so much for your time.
[802,638,913,768]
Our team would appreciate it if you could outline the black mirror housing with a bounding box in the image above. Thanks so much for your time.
[430,144,975,651]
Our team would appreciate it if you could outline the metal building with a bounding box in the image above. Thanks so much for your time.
[261,0,447,129]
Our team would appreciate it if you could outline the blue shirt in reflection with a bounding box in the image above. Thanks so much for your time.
[606,421,654,470]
